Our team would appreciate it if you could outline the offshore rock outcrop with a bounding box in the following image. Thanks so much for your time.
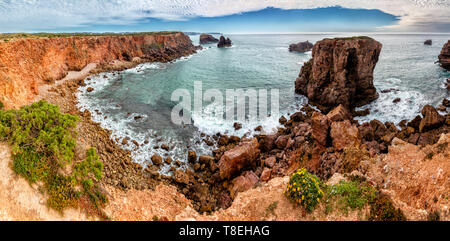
[218,36,232,48]
[289,41,313,53]
[0,32,197,109]
[295,37,382,113]
[424,39,432,45]
[199,34,219,44]
[438,40,450,71]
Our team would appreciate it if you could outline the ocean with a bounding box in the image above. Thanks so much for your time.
[76,33,450,171]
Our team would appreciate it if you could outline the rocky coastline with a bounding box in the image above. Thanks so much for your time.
[1,34,449,220]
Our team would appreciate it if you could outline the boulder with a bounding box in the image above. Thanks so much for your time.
[264,156,276,168]
[151,154,163,166]
[326,104,351,122]
[188,150,197,163]
[289,41,313,53]
[330,120,360,151]
[218,138,260,179]
[260,168,272,182]
[275,135,290,149]
[419,105,445,133]
[438,40,450,71]
[228,171,259,198]
[173,169,190,185]
[199,34,219,44]
[311,112,329,146]
[218,36,232,48]
[424,39,432,45]
[260,134,277,152]
[295,37,382,112]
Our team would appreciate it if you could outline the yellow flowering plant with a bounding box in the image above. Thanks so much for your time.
[284,168,323,212]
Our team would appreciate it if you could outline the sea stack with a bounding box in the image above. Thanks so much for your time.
[295,36,382,113]
[289,41,314,53]
[218,36,232,48]
[438,40,450,71]
[199,34,219,44]
[424,39,432,45]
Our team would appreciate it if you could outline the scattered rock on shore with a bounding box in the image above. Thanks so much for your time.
[218,138,260,179]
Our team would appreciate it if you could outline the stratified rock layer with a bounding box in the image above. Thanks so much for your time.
[295,37,382,113]
[438,40,450,71]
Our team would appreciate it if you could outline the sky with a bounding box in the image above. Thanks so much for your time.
[0,0,449,33]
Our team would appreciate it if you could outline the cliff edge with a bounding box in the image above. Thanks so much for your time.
[0,32,197,109]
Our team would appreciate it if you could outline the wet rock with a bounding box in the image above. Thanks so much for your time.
[330,120,360,151]
[289,41,314,53]
[419,105,445,133]
[87,87,94,92]
[134,115,143,121]
[290,112,306,122]
[228,171,259,198]
[254,126,263,132]
[217,36,232,48]
[188,151,197,163]
[295,37,381,112]
[218,135,229,146]
[311,112,329,146]
[279,116,287,125]
[408,115,422,131]
[218,138,260,179]
[229,136,241,144]
[151,154,163,166]
[132,140,139,147]
[165,157,173,164]
[260,168,272,182]
[161,144,170,151]
[326,104,351,122]
[393,98,401,104]
[199,34,219,44]
[424,39,432,45]
[233,122,242,130]
[438,40,450,71]
[443,99,450,107]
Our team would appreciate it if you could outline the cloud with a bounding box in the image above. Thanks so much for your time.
[0,0,448,32]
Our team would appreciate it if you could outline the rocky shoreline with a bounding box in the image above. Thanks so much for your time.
[4,34,449,219]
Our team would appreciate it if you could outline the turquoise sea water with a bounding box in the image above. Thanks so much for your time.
[76,33,450,170]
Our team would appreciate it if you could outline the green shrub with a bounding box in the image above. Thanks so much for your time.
[369,195,406,221]
[284,168,324,212]
[325,179,377,214]
[0,100,106,213]
[0,101,4,110]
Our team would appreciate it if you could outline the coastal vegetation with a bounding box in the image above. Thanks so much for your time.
[0,100,107,215]
[284,168,324,212]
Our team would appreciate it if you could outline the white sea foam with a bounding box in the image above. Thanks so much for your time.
[355,88,427,124]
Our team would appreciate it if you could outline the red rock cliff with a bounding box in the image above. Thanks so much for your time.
[0,32,196,108]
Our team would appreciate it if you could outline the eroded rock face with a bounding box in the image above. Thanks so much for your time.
[438,40,450,71]
[311,112,329,146]
[289,41,313,53]
[217,36,232,48]
[330,120,360,151]
[0,32,197,108]
[419,105,445,133]
[199,34,219,44]
[295,37,382,112]
[218,138,260,179]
